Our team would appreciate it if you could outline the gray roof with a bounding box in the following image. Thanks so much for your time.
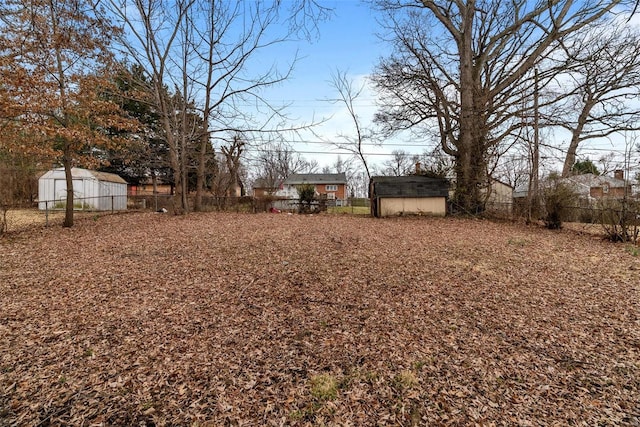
[253,178,271,188]
[283,173,347,185]
[513,186,529,199]
[370,175,449,198]
[90,170,128,184]
[514,173,628,198]
[566,173,625,189]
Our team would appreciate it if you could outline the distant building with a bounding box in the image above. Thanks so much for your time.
[571,170,632,199]
[277,173,348,206]
[484,179,513,213]
[514,170,633,203]
[252,178,280,198]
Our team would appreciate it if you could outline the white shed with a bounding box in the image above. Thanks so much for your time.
[38,167,128,211]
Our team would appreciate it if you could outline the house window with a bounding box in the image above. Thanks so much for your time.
[326,193,336,199]
[325,184,338,191]
[603,183,609,194]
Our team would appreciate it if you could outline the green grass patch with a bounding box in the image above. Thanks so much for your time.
[53,201,92,210]
[310,373,339,401]
[393,370,418,391]
[508,237,529,246]
[327,206,370,215]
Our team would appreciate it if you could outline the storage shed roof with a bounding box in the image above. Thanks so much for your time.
[371,176,449,198]
[40,167,127,184]
[90,170,128,184]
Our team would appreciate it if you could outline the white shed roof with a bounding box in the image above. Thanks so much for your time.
[40,167,127,184]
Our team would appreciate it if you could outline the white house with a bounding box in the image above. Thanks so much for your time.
[38,167,128,211]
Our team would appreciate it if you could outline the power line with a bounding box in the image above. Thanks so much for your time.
[242,139,436,147]
[239,144,639,159]
[243,147,415,156]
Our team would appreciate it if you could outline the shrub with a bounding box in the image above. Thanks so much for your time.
[597,198,639,243]
[541,177,578,229]
[576,197,596,223]
[296,183,316,214]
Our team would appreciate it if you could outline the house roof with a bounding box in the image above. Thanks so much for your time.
[253,178,271,189]
[40,167,127,184]
[566,173,625,189]
[91,170,128,184]
[514,173,628,198]
[253,178,285,190]
[284,173,347,185]
[370,175,450,198]
[562,173,628,198]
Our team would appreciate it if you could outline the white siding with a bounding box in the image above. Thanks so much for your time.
[38,168,127,211]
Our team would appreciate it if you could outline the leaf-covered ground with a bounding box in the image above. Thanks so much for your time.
[2,209,103,233]
[1,212,639,426]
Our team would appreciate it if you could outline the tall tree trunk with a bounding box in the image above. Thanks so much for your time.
[181,140,189,212]
[454,2,484,214]
[195,0,216,213]
[561,101,594,177]
[168,134,184,214]
[49,0,74,227]
[562,136,580,177]
[152,171,158,194]
[62,150,74,227]
[155,85,185,215]
[194,132,207,211]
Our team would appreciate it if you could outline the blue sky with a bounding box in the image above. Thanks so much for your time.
[288,1,384,86]
[244,0,421,171]
[114,0,640,179]
[244,1,640,178]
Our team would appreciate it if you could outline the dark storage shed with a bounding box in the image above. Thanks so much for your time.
[369,176,449,217]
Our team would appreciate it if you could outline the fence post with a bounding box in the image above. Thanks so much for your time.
[111,195,114,213]
[45,200,49,227]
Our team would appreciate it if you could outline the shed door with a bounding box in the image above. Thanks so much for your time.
[54,179,84,200]
[54,179,67,200]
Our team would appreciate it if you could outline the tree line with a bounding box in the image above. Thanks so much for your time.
[0,0,329,226]
[2,0,640,227]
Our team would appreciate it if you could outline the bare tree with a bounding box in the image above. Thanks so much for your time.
[220,134,245,197]
[326,70,375,180]
[381,150,415,176]
[491,137,536,192]
[251,142,315,192]
[332,156,354,176]
[348,167,370,198]
[596,152,622,176]
[372,0,625,213]
[328,155,365,198]
[107,0,330,214]
[106,0,192,213]
[417,145,455,178]
[551,24,640,177]
[189,1,327,210]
